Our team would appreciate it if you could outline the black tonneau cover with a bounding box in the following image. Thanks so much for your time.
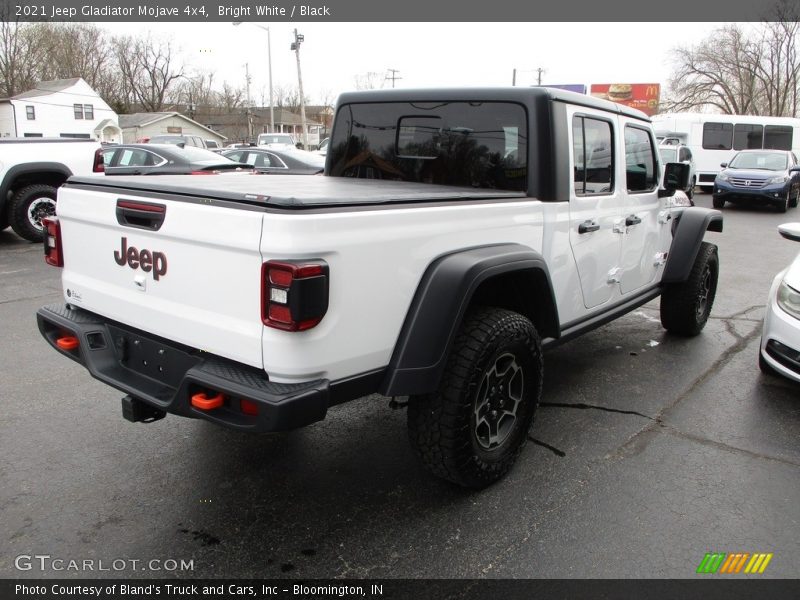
[65,174,527,209]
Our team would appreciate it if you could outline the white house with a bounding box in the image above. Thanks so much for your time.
[119,112,227,145]
[0,77,121,142]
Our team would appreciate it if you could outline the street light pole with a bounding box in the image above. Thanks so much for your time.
[291,28,308,149]
[233,22,274,135]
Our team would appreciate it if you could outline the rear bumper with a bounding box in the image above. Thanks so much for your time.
[37,303,329,432]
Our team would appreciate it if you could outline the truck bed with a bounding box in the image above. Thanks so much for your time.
[66,174,527,209]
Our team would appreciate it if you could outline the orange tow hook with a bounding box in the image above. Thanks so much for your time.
[56,336,79,351]
[191,392,224,410]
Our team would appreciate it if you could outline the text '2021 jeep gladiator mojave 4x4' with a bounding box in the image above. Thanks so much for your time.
[37,88,722,488]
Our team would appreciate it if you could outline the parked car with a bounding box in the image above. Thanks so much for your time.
[221,147,325,174]
[256,133,298,150]
[102,144,249,175]
[760,222,800,381]
[713,149,800,212]
[148,134,207,149]
[313,137,330,156]
[658,137,696,200]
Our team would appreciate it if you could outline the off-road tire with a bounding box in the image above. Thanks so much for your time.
[660,242,719,336]
[407,307,543,488]
[9,184,57,242]
[686,177,696,201]
[712,196,725,209]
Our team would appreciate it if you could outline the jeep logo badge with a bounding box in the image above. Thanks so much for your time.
[114,237,167,281]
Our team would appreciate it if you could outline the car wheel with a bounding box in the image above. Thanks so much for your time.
[660,242,719,336]
[791,187,799,208]
[686,177,695,201]
[712,196,725,209]
[9,184,57,242]
[407,307,542,488]
[777,192,790,213]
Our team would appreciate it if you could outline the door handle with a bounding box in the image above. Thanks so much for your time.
[579,220,600,234]
[625,214,642,226]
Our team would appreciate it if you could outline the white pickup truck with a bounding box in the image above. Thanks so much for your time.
[0,138,104,241]
[37,88,722,488]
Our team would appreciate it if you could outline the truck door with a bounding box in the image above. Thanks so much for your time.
[618,122,667,295]
[568,110,625,309]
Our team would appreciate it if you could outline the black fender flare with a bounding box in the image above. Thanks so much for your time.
[0,162,73,216]
[662,207,723,283]
[380,243,559,397]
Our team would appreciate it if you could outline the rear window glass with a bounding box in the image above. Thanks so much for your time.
[328,101,527,191]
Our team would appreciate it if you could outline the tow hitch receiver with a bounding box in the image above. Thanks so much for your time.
[122,395,166,423]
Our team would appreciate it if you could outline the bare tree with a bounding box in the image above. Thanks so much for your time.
[114,34,184,112]
[664,4,800,116]
[0,20,48,97]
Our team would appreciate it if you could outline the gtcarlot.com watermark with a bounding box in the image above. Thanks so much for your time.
[15,554,194,573]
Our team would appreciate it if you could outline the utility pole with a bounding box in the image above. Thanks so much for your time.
[291,29,308,149]
[512,69,516,86]
[233,22,274,134]
[386,68,402,88]
[536,67,545,86]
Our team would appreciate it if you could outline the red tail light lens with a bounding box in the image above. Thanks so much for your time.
[261,260,329,331]
[93,148,105,173]
[42,216,63,267]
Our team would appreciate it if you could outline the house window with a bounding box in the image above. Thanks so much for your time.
[74,104,93,119]
[25,106,35,120]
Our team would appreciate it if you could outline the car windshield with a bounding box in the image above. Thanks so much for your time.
[659,148,677,163]
[258,134,294,145]
[729,152,788,171]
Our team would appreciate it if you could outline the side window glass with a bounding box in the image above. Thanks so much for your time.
[703,122,733,150]
[765,125,793,150]
[625,125,657,192]
[572,115,613,195]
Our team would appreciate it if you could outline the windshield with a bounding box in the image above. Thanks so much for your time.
[258,134,294,145]
[729,152,788,171]
[658,148,677,163]
[286,151,326,168]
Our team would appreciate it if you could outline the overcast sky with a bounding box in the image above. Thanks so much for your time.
[100,22,742,105]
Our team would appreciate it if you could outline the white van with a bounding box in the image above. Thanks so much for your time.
[652,112,800,192]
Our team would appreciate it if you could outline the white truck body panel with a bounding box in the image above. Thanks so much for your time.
[56,186,265,369]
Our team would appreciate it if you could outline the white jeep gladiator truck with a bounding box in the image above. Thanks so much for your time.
[37,88,722,488]
[0,138,104,241]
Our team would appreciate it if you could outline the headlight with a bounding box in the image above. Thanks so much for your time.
[768,174,789,185]
[717,172,730,182]
[777,280,800,319]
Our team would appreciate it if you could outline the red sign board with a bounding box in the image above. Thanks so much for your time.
[589,83,661,116]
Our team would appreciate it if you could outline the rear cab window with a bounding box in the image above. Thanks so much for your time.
[328,101,528,191]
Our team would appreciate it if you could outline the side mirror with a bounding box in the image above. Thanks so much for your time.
[720,162,728,168]
[778,223,800,242]
[790,165,800,173]
[659,162,690,197]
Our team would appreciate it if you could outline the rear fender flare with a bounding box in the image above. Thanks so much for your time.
[380,244,559,397]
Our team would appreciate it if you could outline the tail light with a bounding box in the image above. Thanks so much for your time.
[261,260,329,331]
[93,147,105,173]
[43,216,63,267]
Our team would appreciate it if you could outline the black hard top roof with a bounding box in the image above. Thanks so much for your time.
[335,87,651,122]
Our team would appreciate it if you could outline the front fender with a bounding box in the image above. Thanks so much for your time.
[662,207,722,283]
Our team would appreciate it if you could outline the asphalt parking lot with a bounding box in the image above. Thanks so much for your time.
[1,191,799,580]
